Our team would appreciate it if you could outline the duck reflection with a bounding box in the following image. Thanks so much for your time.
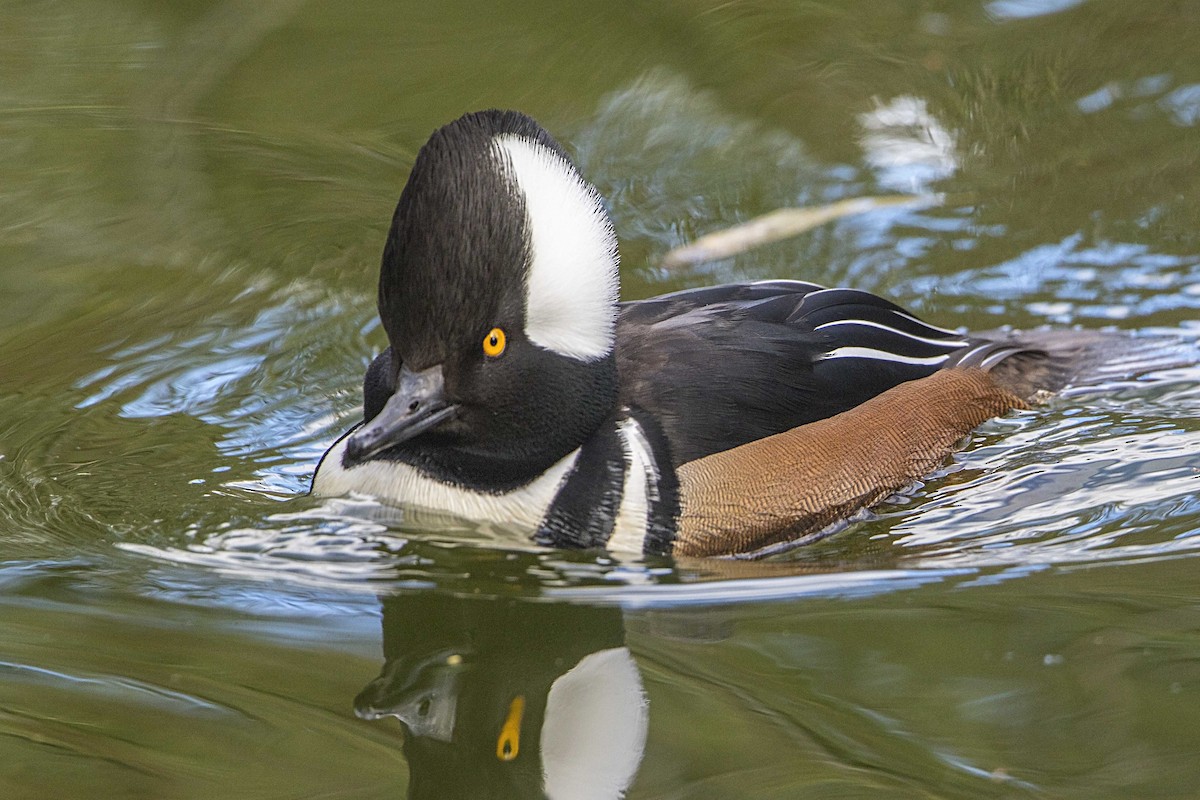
[355,592,648,799]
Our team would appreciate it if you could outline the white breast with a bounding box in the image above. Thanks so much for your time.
[313,416,664,552]
[311,432,580,532]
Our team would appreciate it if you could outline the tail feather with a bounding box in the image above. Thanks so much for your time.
[963,328,1194,401]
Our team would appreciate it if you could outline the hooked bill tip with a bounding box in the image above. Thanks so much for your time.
[342,429,379,468]
[341,402,460,469]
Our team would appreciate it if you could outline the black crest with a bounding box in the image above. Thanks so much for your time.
[379,110,575,369]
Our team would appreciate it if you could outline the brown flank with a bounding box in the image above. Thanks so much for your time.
[674,368,1026,557]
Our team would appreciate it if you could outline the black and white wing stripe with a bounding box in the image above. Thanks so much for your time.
[797,286,1054,400]
[791,288,971,367]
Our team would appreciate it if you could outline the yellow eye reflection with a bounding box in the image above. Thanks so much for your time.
[496,695,525,761]
[483,327,507,357]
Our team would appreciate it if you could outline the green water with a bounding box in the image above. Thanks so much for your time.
[2,1,1200,797]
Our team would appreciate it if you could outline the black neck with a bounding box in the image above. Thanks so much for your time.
[366,354,621,494]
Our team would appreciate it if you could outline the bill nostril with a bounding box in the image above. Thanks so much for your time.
[408,399,420,413]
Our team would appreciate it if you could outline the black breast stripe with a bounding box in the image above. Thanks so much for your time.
[534,418,627,549]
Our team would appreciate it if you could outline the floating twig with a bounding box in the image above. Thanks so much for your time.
[662,194,942,268]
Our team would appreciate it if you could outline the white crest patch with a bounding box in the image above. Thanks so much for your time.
[495,135,619,361]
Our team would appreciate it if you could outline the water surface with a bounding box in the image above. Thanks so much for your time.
[2,1,1199,797]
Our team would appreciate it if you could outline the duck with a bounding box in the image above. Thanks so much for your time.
[311,109,1141,558]
[355,592,647,800]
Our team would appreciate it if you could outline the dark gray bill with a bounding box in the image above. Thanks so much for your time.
[343,364,458,466]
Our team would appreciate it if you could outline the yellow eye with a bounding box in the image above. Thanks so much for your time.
[483,327,506,357]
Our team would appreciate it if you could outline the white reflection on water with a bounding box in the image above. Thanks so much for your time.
[546,568,976,607]
[0,659,230,715]
[1161,83,1200,126]
[986,0,1087,21]
[902,232,1200,323]
[857,96,958,194]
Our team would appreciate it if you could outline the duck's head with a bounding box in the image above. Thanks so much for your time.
[343,111,621,489]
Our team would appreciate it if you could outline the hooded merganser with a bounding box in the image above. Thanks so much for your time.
[312,110,1132,557]
[356,594,647,800]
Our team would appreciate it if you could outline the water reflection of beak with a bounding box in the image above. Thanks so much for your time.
[354,648,469,742]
